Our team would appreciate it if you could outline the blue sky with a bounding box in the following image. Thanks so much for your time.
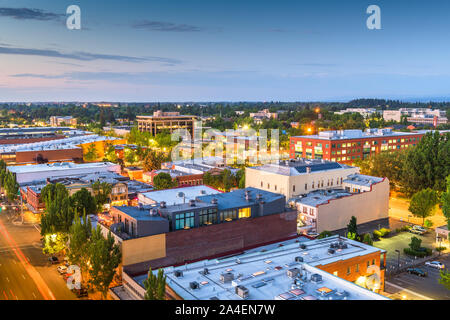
[1,0,450,101]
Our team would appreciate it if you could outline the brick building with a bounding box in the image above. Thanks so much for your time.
[290,128,424,165]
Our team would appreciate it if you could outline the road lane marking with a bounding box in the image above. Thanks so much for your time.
[5,277,9,282]
[386,281,433,300]
[21,274,26,280]
[32,292,37,299]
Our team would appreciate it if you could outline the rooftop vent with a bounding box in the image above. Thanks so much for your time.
[189,199,196,207]
[211,198,218,204]
[287,268,301,278]
[199,190,207,195]
[200,268,209,275]
[311,274,322,283]
[256,194,263,200]
[328,248,335,254]
[160,201,166,208]
[295,256,304,263]
[235,285,249,299]
[149,209,158,216]
[189,281,199,290]
[306,167,311,174]
[300,244,307,249]
[220,272,234,283]
[174,270,183,278]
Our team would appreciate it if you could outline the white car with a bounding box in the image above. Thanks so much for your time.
[57,265,68,274]
[425,261,445,269]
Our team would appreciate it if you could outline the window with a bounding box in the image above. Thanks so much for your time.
[261,181,263,187]
[199,208,218,226]
[347,267,351,275]
[220,209,237,222]
[333,271,338,276]
[372,259,375,265]
[305,183,308,190]
[175,212,195,230]
[274,185,277,191]
[356,264,359,272]
[238,207,251,219]
[267,183,270,189]
[293,185,296,192]
[367,261,370,267]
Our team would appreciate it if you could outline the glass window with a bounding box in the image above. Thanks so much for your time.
[238,207,251,219]
[220,209,237,222]
[175,212,195,230]
[199,208,217,226]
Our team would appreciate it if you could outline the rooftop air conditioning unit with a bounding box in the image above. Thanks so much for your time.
[295,256,304,263]
[287,268,300,278]
[160,201,166,208]
[189,281,199,290]
[328,248,335,254]
[220,272,234,283]
[300,244,307,249]
[211,198,218,204]
[311,273,322,283]
[235,285,249,299]
[174,270,183,278]
[201,268,209,275]
[189,199,196,207]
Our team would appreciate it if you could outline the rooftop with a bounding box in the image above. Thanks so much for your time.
[0,126,81,136]
[112,205,168,222]
[343,173,384,188]
[197,187,285,211]
[139,185,220,205]
[293,128,424,141]
[249,159,353,176]
[134,235,387,300]
[8,161,118,174]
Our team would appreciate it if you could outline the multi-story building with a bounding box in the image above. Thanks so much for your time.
[113,235,388,300]
[289,129,424,165]
[138,185,220,206]
[334,108,378,118]
[383,108,447,123]
[50,116,77,127]
[289,174,389,233]
[137,111,198,136]
[245,158,359,199]
[99,187,297,274]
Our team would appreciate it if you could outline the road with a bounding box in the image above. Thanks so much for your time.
[386,254,450,300]
[0,210,76,300]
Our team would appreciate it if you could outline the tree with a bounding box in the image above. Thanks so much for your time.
[68,214,92,282]
[408,188,438,226]
[439,270,450,290]
[84,143,99,162]
[88,227,121,299]
[153,172,176,190]
[409,236,422,251]
[92,181,112,213]
[70,188,97,216]
[42,232,67,256]
[347,216,358,240]
[362,233,373,246]
[441,176,450,229]
[41,183,69,209]
[142,150,166,172]
[318,230,332,239]
[143,267,166,300]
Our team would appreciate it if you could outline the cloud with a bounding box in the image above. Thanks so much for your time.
[0,7,63,21]
[131,20,204,32]
[0,45,182,64]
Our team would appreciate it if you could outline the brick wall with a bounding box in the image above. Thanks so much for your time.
[15,148,83,164]
[124,210,298,274]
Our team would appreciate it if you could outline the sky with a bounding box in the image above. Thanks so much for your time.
[1,0,450,102]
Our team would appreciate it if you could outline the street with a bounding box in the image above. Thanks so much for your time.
[386,254,450,300]
[0,209,76,300]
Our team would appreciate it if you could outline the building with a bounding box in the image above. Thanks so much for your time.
[138,185,220,206]
[50,116,77,127]
[406,115,448,127]
[137,111,198,136]
[249,109,278,123]
[289,174,389,233]
[114,235,388,300]
[289,128,424,165]
[0,127,84,145]
[9,162,120,184]
[435,225,450,249]
[334,108,378,118]
[100,187,297,274]
[146,168,205,187]
[245,159,359,199]
[383,108,447,123]
[0,134,125,165]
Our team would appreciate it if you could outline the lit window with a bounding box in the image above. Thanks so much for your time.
[238,207,251,219]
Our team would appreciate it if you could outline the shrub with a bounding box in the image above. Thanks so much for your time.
[424,219,433,228]
[373,230,382,240]
[436,246,447,252]
[403,247,432,258]
[318,231,333,239]
[363,233,373,246]
[379,228,391,237]
[401,225,411,232]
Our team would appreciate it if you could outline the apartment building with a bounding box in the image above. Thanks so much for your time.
[334,108,377,118]
[289,128,424,165]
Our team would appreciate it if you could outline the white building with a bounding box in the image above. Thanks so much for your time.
[334,108,377,118]
[9,162,120,184]
[383,108,447,123]
[138,185,220,206]
[245,159,359,199]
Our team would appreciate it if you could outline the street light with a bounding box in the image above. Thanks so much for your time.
[395,249,400,270]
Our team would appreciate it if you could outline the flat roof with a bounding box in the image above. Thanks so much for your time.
[8,161,118,174]
[289,189,352,207]
[112,205,167,222]
[292,128,424,141]
[343,174,384,188]
[249,159,354,176]
[139,185,220,206]
[135,235,387,300]
[197,187,284,211]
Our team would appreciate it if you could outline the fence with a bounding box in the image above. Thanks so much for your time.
[385,252,445,278]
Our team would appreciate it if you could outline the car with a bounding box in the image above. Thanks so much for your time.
[48,256,59,264]
[410,225,426,235]
[406,267,427,277]
[425,261,445,269]
[57,265,67,274]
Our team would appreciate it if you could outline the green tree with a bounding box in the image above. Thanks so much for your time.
[439,270,450,290]
[88,227,121,299]
[84,143,99,162]
[143,267,166,300]
[347,216,358,240]
[70,188,97,216]
[362,233,373,246]
[92,181,112,213]
[409,236,422,251]
[142,150,166,172]
[441,176,450,229]
[153,172,176,190]
[41,183,69,209]
[408,188,438,226]
[42,232,67,255]
[68,214,92,277]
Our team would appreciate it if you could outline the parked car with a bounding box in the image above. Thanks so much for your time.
[425,261,445,269]
[406,267,427,277]
[48,256,59,264]
[410,225,426,235]
[57,265,67,274]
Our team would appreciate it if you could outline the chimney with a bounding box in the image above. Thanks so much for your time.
[306,167,311,174]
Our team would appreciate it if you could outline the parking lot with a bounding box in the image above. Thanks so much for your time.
[386,254,450,300]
